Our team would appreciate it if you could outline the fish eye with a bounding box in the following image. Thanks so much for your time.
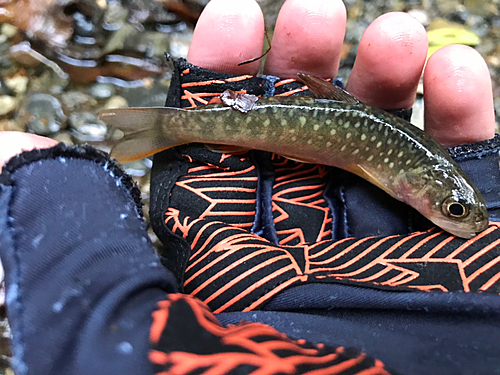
[442,197,469,219]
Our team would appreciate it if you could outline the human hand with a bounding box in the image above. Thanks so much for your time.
[149,0,500,313]
[187,0,495,147]
[0,132,58,171]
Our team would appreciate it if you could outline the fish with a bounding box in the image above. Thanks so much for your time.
[98,74,489,239]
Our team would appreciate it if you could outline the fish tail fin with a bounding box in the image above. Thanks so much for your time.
[99,107,183,163]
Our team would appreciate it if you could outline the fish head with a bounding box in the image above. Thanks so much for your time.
[395,162,489,239]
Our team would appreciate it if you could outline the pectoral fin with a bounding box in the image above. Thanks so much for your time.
[345,164,391,194]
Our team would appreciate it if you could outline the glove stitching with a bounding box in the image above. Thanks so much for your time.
[339,186,350,238]
[447,133,500,160]
[250,150,279,244]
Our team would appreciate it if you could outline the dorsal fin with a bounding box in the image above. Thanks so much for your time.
[297,73,359,104]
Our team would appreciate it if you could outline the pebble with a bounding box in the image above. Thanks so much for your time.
[1,24,18,39]
[5,76,29,95]
[407,9,429,26]
[68,112,108,142]
[24,94,66,135]
[0,96,18,116]
[123,158,153,177]
[52,131,74,146]
[103,95,128,109]
[61,91,96,111]
[89,83,116,100]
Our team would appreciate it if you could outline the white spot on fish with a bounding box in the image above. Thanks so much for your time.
[299,117,307,126]
[292,136,297,141]
[326,141,332,147]
[246,116,252,123]
[367,155,374,161]
[389,162,394,168]
[272,107,279,114]
[354,122,361,128]
[387,149,393,155]
[341,145,347,152]
[397,151,404,158]
[330,128,336,135]
[120,214,128,220]
[307,139,313,144]
[313,124,320,131]
[365,147,370,151]
[387,139,392,145]
[370,135,377,142]
[326,119,332,125]
[384,158,389,163]
[263,119,270,127]
[406,159,412,165]
[376,141,382,148]
[281,119,287,126]
[399,169,405,174]
[352,149,359,155]
[343,121,350,128]
[289,128,296,134]
[346,133,352,139]
[361,134,366,141]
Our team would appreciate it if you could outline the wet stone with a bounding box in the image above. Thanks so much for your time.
[68,112,109,142]
[0,96,18,116]
[0,39,13,70]
[88,83,116,100]
[61,91,96,111]
[73,12,96,38]
[52,131,74,146]
[24,94,66,135]
[5,75,29,95]
[103,95,128,109]
[122,158,153,177]
[0,79,15,96]
[103,1,128,31]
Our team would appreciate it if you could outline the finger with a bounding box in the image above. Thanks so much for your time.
[423,45,495,147]
[263,0,346,78]
[346,12,428,110]
[186,0,265,75]
[0,132,58,171]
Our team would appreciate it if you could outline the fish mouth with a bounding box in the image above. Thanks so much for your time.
[429,217,489,239]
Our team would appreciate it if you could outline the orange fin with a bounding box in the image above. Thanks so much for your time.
[345,164,390,193]
[297,73,359,104]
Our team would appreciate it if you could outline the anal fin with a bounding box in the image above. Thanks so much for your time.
[204,144,250,154]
